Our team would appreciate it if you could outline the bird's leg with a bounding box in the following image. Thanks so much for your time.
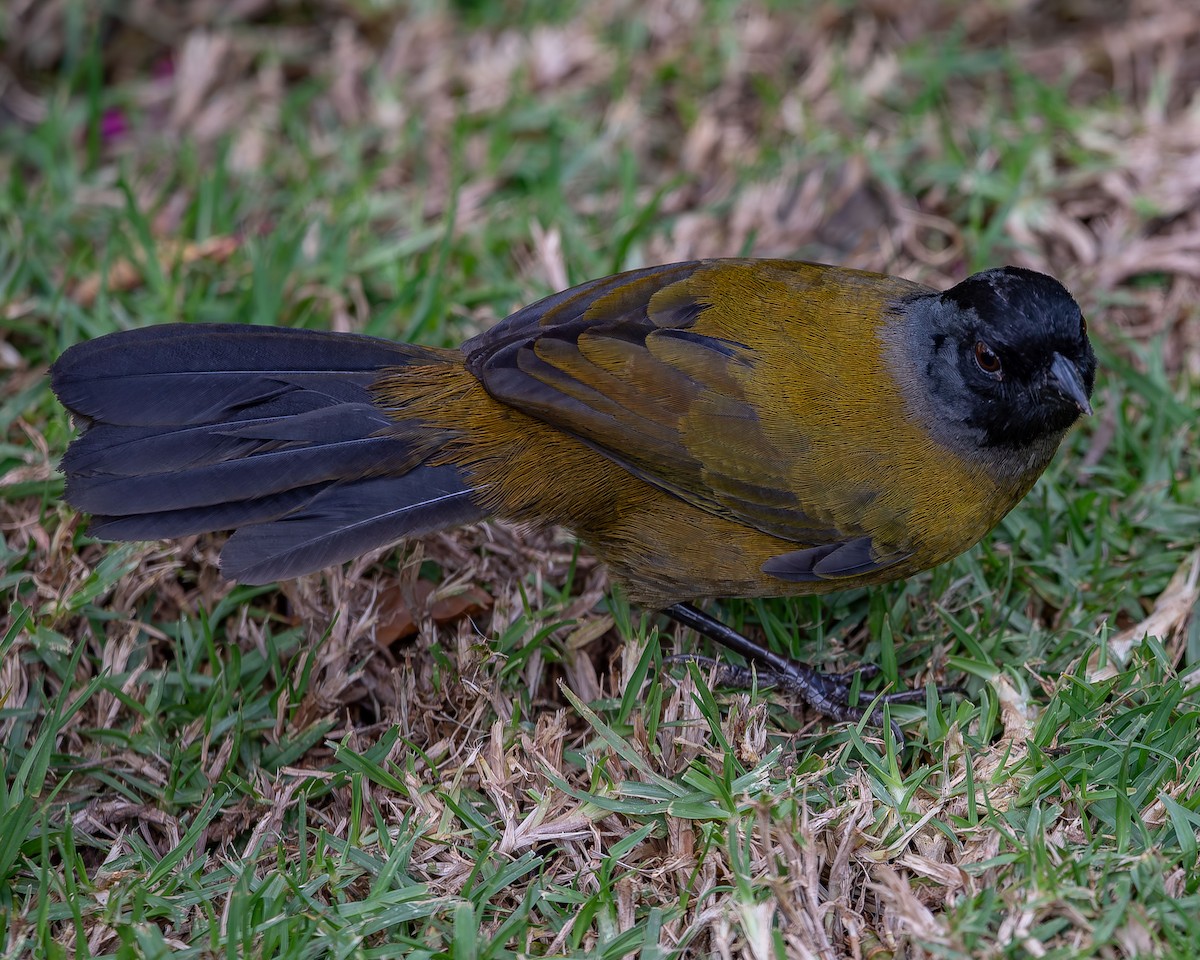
[663,602,940,744]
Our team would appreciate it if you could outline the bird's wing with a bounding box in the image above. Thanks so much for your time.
[464,258,919,578]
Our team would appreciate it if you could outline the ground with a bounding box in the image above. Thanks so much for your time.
[2,1,1199,957]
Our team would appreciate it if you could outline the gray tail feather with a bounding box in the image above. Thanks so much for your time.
[51,323,487,583]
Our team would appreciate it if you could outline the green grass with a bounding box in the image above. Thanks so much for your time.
[3,1,1200,957]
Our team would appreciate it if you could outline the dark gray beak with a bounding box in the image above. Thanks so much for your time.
[1049,352,1093,416]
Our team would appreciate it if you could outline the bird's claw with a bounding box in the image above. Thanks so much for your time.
[667,653,921,747]
[663,604,963,749]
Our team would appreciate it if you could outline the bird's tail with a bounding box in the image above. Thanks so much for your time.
[50,323,488,583]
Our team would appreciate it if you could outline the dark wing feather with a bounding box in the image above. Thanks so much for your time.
[761,539,912,582]
[465,260,843,546]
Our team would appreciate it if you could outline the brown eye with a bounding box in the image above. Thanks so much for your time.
[1080,315,1088,338]
[974,341,1002,376]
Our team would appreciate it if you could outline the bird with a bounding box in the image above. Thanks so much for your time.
[50,258,1095,735]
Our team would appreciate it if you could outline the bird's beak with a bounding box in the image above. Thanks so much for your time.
[1049,352,1093,416]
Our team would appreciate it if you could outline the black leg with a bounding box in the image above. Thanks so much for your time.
[663,602,948,745]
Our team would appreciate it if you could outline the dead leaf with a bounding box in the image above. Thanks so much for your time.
[1090,549,1200,681]
[376,579,493,645]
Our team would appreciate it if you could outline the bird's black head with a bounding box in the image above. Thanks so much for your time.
[909,266,1096,454]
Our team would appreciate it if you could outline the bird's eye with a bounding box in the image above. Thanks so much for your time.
[974,341,1002,376]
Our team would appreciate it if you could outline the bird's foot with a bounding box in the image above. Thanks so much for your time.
[663,602,959,746]
[664,653,932,745]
